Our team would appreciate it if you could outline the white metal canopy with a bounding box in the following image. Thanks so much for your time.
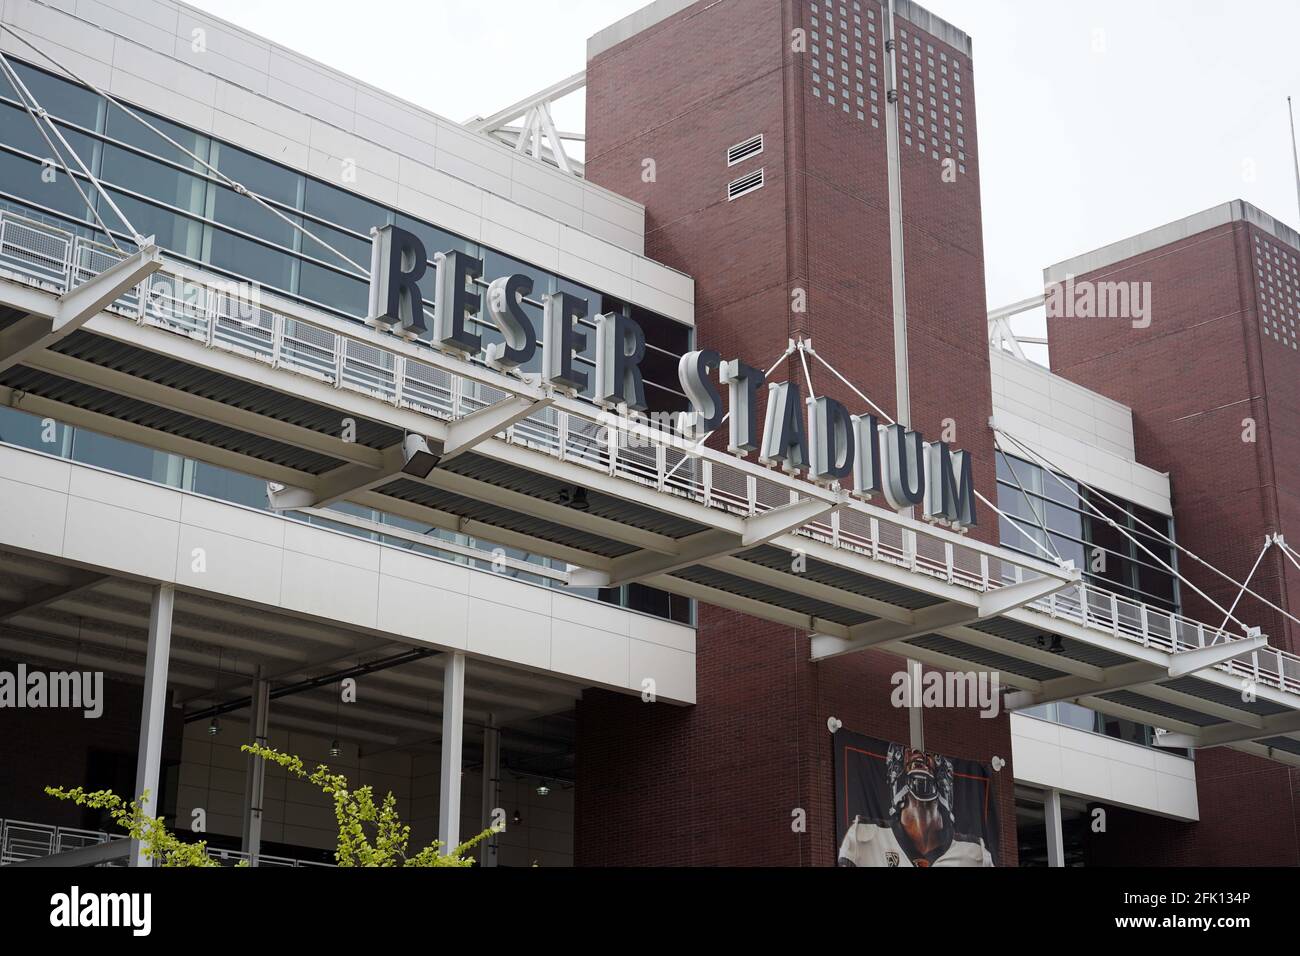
[0,211,1298,768]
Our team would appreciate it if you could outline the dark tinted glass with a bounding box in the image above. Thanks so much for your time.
[0,151,92,220]
[106,104,209,170]
[299,218,371,273]
[209,181,299,247]
[303,178,387,234]
[207,227,297,292]
[211,141,300,207]
[192,461,269,511]
[395,213,476,259]
[11,62,101,129]
[101,144,207,213]
[71,428,167,482]
[0,405,69,452]
[104,189,204,257]
[0,102,98,164]
[298,260,368,318]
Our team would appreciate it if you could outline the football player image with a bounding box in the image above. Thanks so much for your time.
[838,744,994,867]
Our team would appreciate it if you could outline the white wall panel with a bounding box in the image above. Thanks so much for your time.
[1011,713,1198,821]
[2,0,693,325]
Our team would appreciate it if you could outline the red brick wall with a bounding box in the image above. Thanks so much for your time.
[579,0,1014,867]
[1084,751,1300,867]
[1047,221,1297,653]
[1045,218,1300,865]
[0,656,184,828]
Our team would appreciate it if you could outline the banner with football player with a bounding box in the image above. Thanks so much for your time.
[834,730,1000,867]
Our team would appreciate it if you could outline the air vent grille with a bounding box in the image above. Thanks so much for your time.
[727,134,764,166]
[727,168,765,201]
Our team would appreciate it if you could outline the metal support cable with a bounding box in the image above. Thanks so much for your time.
[992,436,1063,564]
[997,425,1300,634]
[0,23,370,278]
[662,339,797,485]
[805,343,896,424]
[993,429,1248,632]
[0,52,124,251]
[1218,537,1271,636]
[796,337,817,401]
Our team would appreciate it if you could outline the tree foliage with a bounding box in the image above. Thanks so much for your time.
[44,786,226,867]
[46,745,498,868]
[242,743,495,866]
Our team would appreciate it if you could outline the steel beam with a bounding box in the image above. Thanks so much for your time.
[811,573,1071,662]
[0,243,161,375]
[438,651,466,854]
[130,582,174,868]
[479,714,500,868]
[240,667,270,865]
[1044,789,1065,868]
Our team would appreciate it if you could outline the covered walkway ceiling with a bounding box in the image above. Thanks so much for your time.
[1,211,1299,768]
[0,545,581,768]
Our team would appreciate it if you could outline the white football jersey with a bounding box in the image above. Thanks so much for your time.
[837,817,993,867]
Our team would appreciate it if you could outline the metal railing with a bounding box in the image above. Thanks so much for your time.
[0,816,332,867]
[2,209,1297,698]
[0,818,128,866]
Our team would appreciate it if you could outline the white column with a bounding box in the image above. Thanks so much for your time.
[907,659,925,750]
[240,666,270,865]
[479,714,500,867]
[131,583,174,867]
[438,652,466,854]
[1045,788,1066,868]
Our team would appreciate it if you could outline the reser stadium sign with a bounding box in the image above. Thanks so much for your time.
[367,225,977,530]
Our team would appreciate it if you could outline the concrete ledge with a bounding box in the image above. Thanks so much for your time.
[1045,199,1300,284]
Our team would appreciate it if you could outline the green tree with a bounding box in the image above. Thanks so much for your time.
[47,744,497,868]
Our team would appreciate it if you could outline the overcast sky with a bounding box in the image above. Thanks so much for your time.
[189,0,1300,350]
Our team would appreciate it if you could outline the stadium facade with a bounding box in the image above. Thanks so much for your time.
[0,0,1295,868]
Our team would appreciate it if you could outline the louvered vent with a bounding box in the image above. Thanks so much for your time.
[727,168,764,201]
[727,133,764,166]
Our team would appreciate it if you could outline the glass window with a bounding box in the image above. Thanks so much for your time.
[0,102,99,166]
[210,140,301,208]
[0,404,70,454]
[102,189,204,260]
[71,428,177,484]
[10,62,102,130]
[191,461,270,511]
[298,260,369,318]
[105,104,209,171]
[205,226,297,293]
[299,218,372,274]
[207,181,299,249]
[1056,701,1098,732]
[302,178,388,235]
[395,214,476,259]
[101,144,207,214]
[0,150,94,222]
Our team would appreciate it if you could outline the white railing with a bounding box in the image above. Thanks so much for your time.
[2,210,1297,699]
[0,818,127,866]
[0,816,332,867]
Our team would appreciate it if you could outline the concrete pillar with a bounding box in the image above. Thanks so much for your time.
[131,583,174,867]
[479,714,500,867]
[240,666,270,865]
[1045,788,1066,868]
[438,652,466,854]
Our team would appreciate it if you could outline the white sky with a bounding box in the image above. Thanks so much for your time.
[188,0,1300,346]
